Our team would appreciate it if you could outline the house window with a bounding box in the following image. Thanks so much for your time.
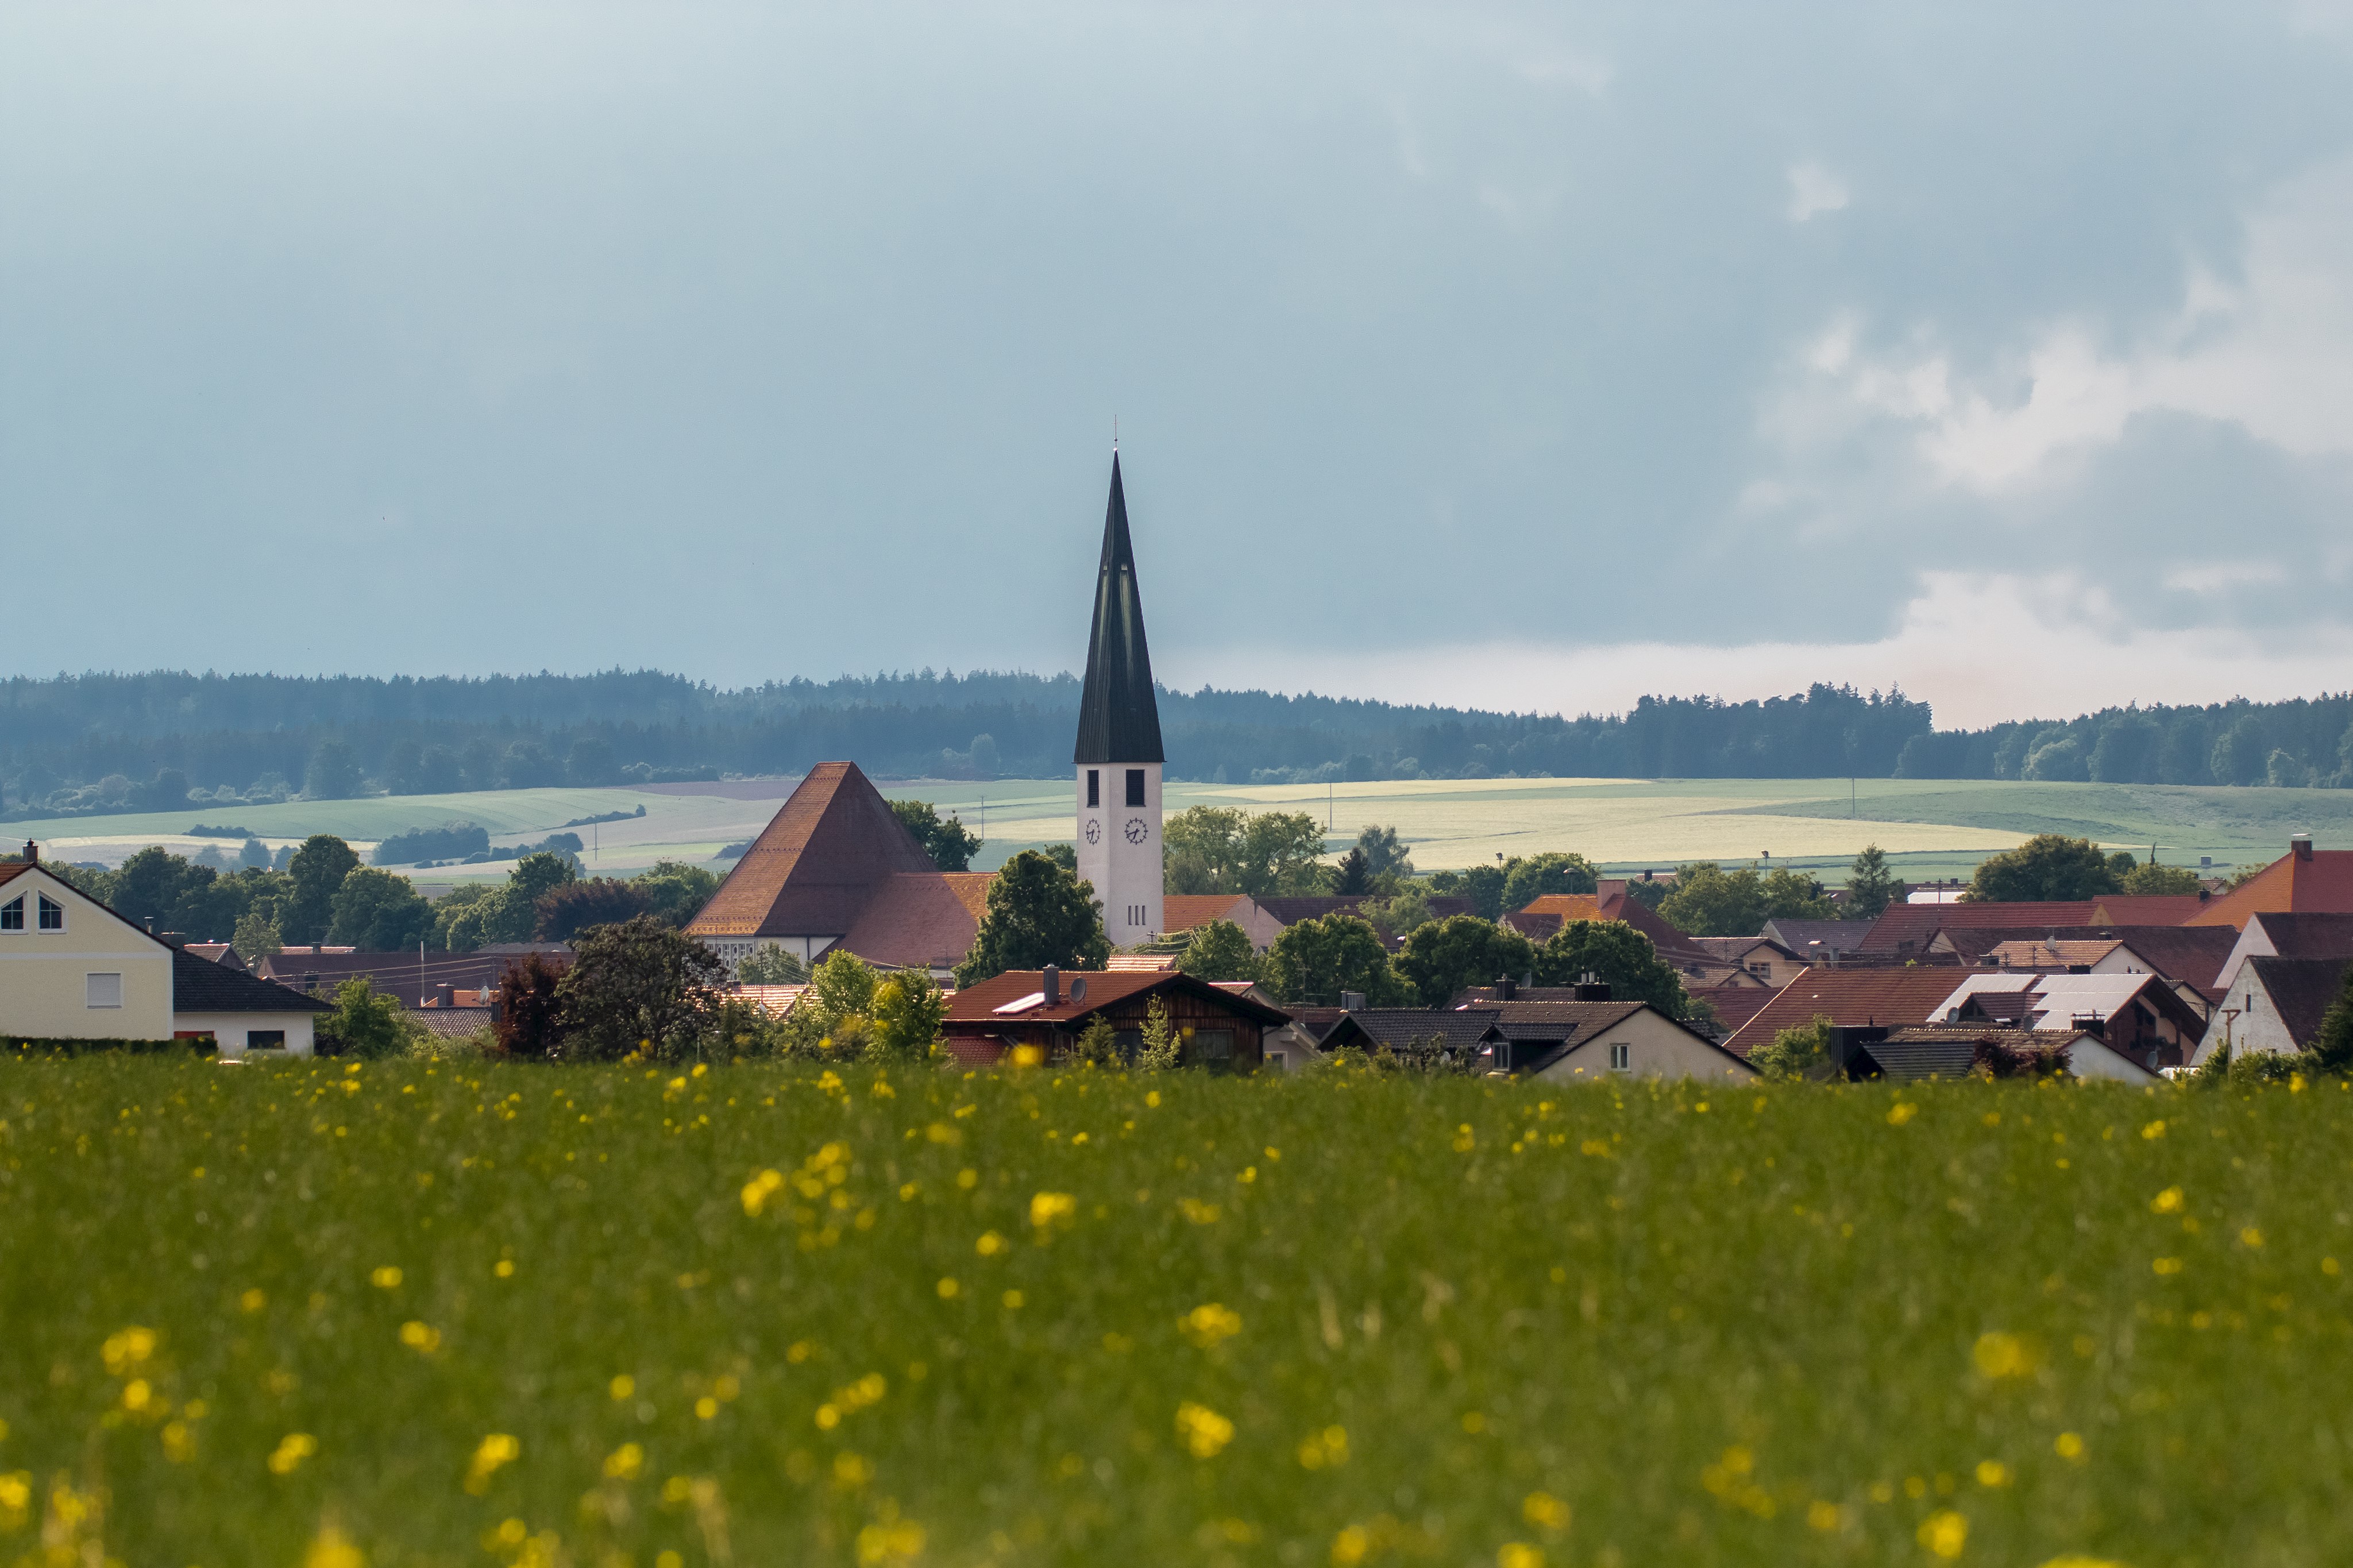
[1189,1029,1235,1068]
[86,973,123,1009]
[246,1030,286,1051]
[0,897,21,931]
[1608,1042,1630,1071]
[1125,768,1145,807]
[38,895,64,932]
[1492,1042,1511,1071]
[1087,770,1100,808]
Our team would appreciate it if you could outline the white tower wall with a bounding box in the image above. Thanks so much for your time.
[1076,761,1163,947]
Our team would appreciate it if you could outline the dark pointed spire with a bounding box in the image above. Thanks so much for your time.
[1073,450,1164,764]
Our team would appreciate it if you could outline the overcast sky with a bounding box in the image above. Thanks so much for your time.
[6,2,2352,728]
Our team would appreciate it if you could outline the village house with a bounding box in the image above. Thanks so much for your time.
[943,967,1290,1071]
[1927,972,2205,1072]
[2186,835,2353,928]
[2190,955,2351,1065]
[1318,990,1755,1082]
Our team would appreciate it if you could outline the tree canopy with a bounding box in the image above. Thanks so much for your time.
[1394,916,1538,1009]
[1965,835,2123,902]
[286,835,361,944]
[1162,807,1330,897]
[1263,913,1409,1007]
[554,915,727,1061]
[1843,844,1901,921]
[1174,919,1262,984]
[326,867,434,950]
[1658,862,1833,936]
[1532,919,1694,1019]
[891,799,983,872]
[1500,851,1599,912]
[955,850,1110,986]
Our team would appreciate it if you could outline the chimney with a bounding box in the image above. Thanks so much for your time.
[435,982,456,1009]
[1574,970,1611,1002]
[160,931,185,948]
[2293,833,2313,862]
[303,972,319,995]
[1339,990,1365,1012]
[1042,965,1060,1005]
[1496,974,1518,1001]
[21,840,34,864]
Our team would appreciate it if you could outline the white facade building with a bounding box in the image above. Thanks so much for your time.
[1071,451,1167,949]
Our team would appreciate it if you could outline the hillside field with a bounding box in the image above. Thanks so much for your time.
[2,1057,2347,1565]
[13,776,2347,887]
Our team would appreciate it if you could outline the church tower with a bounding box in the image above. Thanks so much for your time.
[1074,451,1165,948]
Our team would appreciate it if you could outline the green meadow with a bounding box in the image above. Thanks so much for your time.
[18,775,2345,886]
[3,1056,2348,1566]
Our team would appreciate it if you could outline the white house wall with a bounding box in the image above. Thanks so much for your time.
[0,868,173,1040]
[1534,1011,1758,1083]
[177,1011,318,1058]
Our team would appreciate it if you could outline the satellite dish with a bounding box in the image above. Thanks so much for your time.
[1070,978,1087,1003]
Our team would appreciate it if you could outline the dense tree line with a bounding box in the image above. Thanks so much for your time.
[6,667,2352,819]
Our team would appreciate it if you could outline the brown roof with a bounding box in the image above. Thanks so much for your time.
[1256,894,1473,926]
[1858,901,2100,953]
[1162,895,1248,933]
[2088,895,2208,925]
[1722,968,1988,1055]
[1687,984,1774,1034]
[1106,953,1180,971]
[2188,846,2353,928]
[412,1008,496,1040]
[2094,925,2242,990]
[1982,938,2123,970]
[838,872,992,970]
[253,950,547,1006]
[944,969,1291,1028]
[686,763,939,939]
[2242,912,2353,961]
[2247,955,2353,1046]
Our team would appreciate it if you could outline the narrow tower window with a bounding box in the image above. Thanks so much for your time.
[1087,770,1100,808]
[1126,769,1145,807]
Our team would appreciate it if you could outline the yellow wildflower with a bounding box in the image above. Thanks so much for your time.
[1029,1191,1077,1228]
[610,1374,636,1400]
[1331,1525,1369,1566]
[101,1326,157,1376]
[1496,1546,1544,1568]
[398,1322,441,1354]
[1522,1491,1568,1530]
[1976,1459,2011,1487]
[1917,1511,1967,1559]
[604,1443,644,1480]
[975,1231,1006,1256]
[856,1520,927,1564]
[2150,1186,2184,1214]
[1973,1331,2035,1378]
[2054,1431,2085,1461]
[1175,1401,1235,1458]
[268,1432,319,1475]
[303,1527,364,1568]
[464,1432,520,1494]
[1887,1102,1918,1126]
[370,1266,403,1289]
[1180,1303,1243,1347]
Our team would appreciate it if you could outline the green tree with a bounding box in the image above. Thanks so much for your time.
[1354,824,1415,882]
[1330,847,1372,895]
[1965,835,2123,902]
[1532,920,1694,1019]
[2122,861,2202,895]
[433,883,504,952]
[554,914,727,1061]
[631,861,720,927]
[1499,851,1599,912]
[1067,1014,1122,1068]
[565,735,620,786]
[286,835,361,944]
[2089,712,2163,783]
[1749,1015,1834,1082]
[304,741,364,800]
[1162,806,1329,897]
[736,946,811,984]
[1357,885,1441,943]
[1174,919,1262,984]
[807,948,880,1029]
[1426,863,1511,922]
[1394,915,1537,1009]
[1844,844,1901,921]
[533,878,653,941]
[1263,914,1409,1007]
[493,952,566,1059]
[1661,862,1831,936]
[2211,716,2267,786]
[955,851,1110,986]
[231,907,283,960]
[869,970,947,1063]
[1623,876,1671,913]
[1136,995,1182,1071]
[318,977,418,1060]
[890,800,983,872]
[327,867,434,950]
[1041,843,1079,874]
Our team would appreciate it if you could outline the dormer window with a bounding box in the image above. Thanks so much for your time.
[0,896,22,930]
[38,895,63,932]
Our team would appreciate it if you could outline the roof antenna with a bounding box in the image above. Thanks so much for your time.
[1113,414,1118,451]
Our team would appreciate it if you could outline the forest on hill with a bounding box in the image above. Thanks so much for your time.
[2,668,2349,819]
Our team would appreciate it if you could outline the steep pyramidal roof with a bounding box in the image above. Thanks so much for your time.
[1074,451,1165,764]
[687,762,942,938]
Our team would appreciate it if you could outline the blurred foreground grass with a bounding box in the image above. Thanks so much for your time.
[1,1058,2348,1567]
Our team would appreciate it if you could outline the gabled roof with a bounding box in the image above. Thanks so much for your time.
[1932,971,2206,1036]
[1982,938,2123,970]
[2188,845,2353,928]
[2246,955,2351,1046]
[1483,1000,1647,1042]
[2243,912,2353,960]
[1761,917,1870,956]
[686,762,941,939]
[1687,984,1775,1035]
[1722,968,1986,1055]
[1320,1008,1500,1053]
[2089,925,2241,990]
[838,872,994,970]
[1073,452,1165,764]
[944,969,1291,1028]
[254,950,542,1005]
[1857,901,2100,953]
[173,948,333,1014]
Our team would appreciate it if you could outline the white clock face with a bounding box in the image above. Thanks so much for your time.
[1124,817,1150,845]
[1083,818,1101,845]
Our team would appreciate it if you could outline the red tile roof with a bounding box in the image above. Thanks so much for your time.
[1857,901,2100,953]
[1722,969,1988,1056]
[1687,984,1775,1034]
[2187,847,2353,928]
[2089,895,2209,925]
[838,872,992,971]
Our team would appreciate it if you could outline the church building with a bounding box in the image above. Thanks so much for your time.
[1073,451,1166,949]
